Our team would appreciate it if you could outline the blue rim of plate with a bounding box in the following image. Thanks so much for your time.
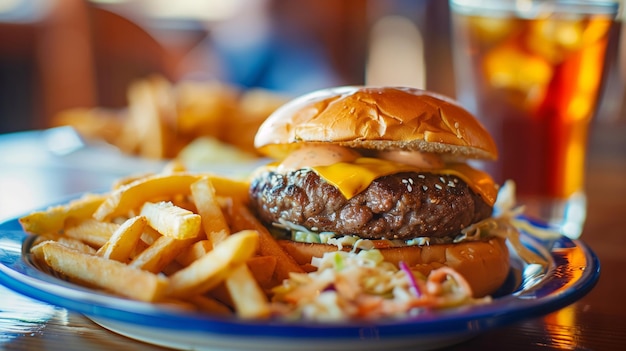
[0,213,600,341]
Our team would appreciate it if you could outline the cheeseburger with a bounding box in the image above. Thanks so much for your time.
[248,86,509,297]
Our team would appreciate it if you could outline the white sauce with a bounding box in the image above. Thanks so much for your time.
[278,145,360,171]
[376,150,444,169]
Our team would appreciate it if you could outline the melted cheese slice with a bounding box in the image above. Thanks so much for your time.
[309,158,497,206]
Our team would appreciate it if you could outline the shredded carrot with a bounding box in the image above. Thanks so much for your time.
[270,249,488,321]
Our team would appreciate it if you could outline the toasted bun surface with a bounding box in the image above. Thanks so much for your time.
[277,237,509,298]
[254,86,497,161]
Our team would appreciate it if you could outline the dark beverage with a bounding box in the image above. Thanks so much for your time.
[452,11,614,199]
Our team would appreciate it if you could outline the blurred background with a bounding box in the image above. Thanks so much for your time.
[0,0,623,134]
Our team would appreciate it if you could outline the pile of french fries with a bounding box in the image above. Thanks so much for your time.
[20,163,304,319]
[52,75,288,160]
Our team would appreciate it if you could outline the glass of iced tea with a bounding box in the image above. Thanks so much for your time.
[449,0,619,238]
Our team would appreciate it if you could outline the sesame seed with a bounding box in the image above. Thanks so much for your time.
[407,184,413,192]
[408,178,414,184]
[454,122,462,138]
[418,174,425,179]
[422,185,428,191]
[448,181,456,187]
[439,176,445,183]
[435,184,443,190]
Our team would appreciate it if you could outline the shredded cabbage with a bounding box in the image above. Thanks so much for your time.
[274,218,469,247]
[462,180,561,266]
[270,249,489,321]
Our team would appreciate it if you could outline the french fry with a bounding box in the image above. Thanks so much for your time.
[56,237,97,254]
[51,107,124,145]
[155,298,198,312]
[161,260,185,276]
[21,164,300,320]
[124,76,175,159]
[97,216,147,262]
[31,241,168,302]
[207,283,233,308]
[187,295,232,316]
[226,200,304,281]
[53,75,284,161]
[223,88,287,154]
[175,239,212,267]
[140,201,201,240]
[246,255,278,290]
[114,112,141,156]
[111,172,154,190]
[65,219,119,248]
[208,176,250,205]
[224,264,270,319]
[19,193,105,235]
[93,173,202,221]
[161,160,187,174]
[93,173,248,221]
[167,230,259,297]
[191,177,230,245]
[190,177,270,316]
[169,195,197,214]
[140,226,162,246]
[175,80,238,137]
[130,235,198,274]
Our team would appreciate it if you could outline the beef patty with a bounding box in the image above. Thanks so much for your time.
[249,169,493,240]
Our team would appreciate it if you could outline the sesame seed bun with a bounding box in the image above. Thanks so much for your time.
[254,86,498,161]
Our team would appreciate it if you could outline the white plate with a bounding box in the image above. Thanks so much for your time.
[0,214,600,351]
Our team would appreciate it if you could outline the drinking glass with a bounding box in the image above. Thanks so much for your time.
[449,0,619,238]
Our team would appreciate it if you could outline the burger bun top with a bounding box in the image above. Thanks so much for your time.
[254,86,498,161]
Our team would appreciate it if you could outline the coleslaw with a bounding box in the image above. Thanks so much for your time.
[270,249,490,321]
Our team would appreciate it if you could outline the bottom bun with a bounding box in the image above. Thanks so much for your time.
[277,237,510,298]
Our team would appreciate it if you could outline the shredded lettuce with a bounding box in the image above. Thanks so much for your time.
[273,218,468,247]
[271,249,487,320]
[462,180,561,266]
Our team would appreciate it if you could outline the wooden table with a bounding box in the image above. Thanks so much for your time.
[0,120,625,350]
